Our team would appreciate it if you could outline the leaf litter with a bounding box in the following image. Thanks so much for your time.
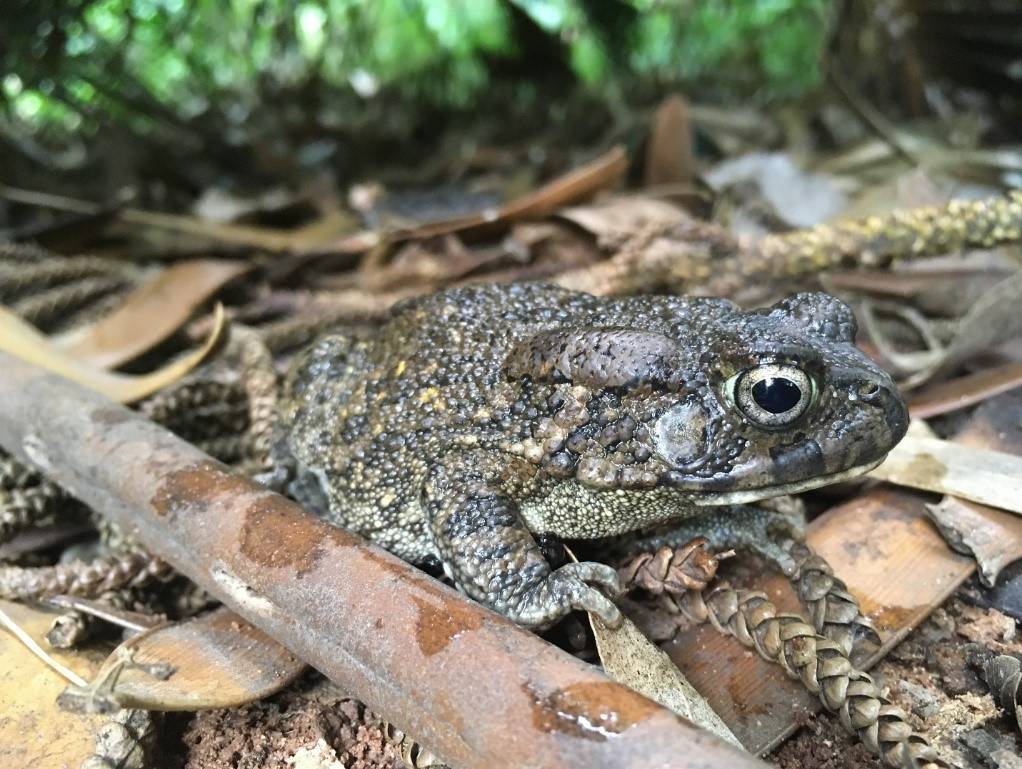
[4,62,1022,769]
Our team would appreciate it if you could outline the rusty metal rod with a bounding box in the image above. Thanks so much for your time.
[0,352,765,769]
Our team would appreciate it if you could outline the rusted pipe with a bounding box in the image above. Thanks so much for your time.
[0,352,766,769]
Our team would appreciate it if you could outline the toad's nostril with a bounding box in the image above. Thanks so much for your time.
[856,381,880,399]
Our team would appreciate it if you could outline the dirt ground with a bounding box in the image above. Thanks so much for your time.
[179,676,404,769]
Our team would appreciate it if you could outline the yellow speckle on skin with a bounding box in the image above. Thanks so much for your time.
[419,387,440,403]
[379,491,395,508]
[394,360,407,376]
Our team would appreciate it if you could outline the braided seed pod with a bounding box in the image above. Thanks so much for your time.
[703,191,1022,296]
[194,433,258,464]
[677,587,945,769]
[0,451,39,489]
[0,257,131,303]
[0,550,174,601]
[0,241,53,263]
[618,538,721,596]
[46,589,133,649]
[234,328,279,471]
[14,274,133,331]
[139,379,249,439]
[80,708,154,769]
[787,541,880,657]
[381,722,449,769]
[0,481,66,545]
[969,650,1022,734]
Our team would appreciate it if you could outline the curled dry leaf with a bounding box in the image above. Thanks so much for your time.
[870,435,1022,516]
[924,497,1022,587]
[62,606,306,712]
[0,302,226,403]
[54,259,250,369]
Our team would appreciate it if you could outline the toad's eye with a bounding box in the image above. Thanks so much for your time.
[732,364,814,428]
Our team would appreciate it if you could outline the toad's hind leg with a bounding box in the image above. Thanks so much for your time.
[619,505,878,655]
[424,450,622,628]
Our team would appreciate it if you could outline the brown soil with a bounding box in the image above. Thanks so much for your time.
[178,675,404,769]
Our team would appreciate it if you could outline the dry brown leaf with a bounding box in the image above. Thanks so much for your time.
[644,94,695,187]
[908,362,1022,419]
[822,267,1010,303]
[394,146,629,243]
[562,547,740,747]
[64,607,306,711]
[0,303,226,403]
[54,259,250,369]
[589,612,742,748]
[925,497,1022,587]
[557,195,686,249]
[870,434,1022,516]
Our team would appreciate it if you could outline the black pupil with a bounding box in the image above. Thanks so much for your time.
[751,377,802,414]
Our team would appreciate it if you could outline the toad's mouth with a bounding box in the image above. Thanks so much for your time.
[689,455,886,506]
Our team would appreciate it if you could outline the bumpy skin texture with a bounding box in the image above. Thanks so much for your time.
[275,284,908,627]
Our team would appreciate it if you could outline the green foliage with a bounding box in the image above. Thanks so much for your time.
[630,0,831,98]
[2,0,831,139]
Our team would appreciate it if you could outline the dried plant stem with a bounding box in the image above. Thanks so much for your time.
[557,191,1022,297]
[0,602,88,687]
[702,191,1022,296]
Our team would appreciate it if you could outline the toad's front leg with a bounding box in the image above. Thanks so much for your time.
[424,450,621,628]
